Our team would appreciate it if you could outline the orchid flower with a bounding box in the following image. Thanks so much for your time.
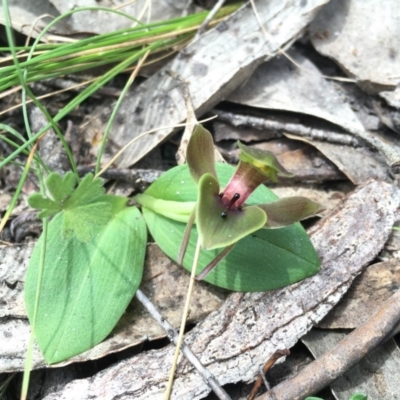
[179,125,323,278]
[136,124,323,280]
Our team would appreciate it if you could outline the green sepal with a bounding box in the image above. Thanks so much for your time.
[349,394,368,400]
[24,206,147,364]
[186,124,217,183]
[258,196,324,228]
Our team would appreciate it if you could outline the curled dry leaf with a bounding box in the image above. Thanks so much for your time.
[309,0,400,94]
[228,48,364,135]
[226,47,393,184]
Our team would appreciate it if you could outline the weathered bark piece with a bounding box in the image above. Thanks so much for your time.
[319,260,400,329]
[301,330,400,400]
[0,242,34,320]
[309,0,400,94]
[111,0,330,168]
[0,244,227,372]
[381,87,400,109]
[42,180,400,399]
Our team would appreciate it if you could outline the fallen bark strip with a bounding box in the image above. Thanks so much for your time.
[260,290,400,400]
[42,180,400,400]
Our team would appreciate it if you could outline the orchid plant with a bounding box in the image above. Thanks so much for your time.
[25,124,323,365]
[136,125,323,282]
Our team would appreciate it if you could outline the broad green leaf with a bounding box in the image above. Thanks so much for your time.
[24,206,146,364]
[349,394,367,400]
[142,163,320,292]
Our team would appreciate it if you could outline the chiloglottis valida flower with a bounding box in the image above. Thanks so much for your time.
[136,124,324,279]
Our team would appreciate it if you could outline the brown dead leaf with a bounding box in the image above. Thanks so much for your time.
[309,0,400,93]
[228,47,365,135]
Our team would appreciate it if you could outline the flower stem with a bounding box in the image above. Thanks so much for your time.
[164,236,202,400]
[135,193,196,223]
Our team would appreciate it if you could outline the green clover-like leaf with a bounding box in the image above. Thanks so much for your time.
[28,172,115,242]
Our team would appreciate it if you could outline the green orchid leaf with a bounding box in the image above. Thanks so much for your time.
[28,172,116,242]
[237,141,293,182]
[349,394,367,400]
[24,206,147,364]
[258,196,324,228]
[186,125,217,183]
[62,201,113,242]
[142,163,320,292]
[197,173,266,249]
[304,398,324,400]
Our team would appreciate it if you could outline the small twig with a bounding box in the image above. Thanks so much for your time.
[194,0,226,40]
[216,108,400,174]
[247,349,290,400]
[135,288,231,400]
[215,109,361,147]
[259,290,400,400]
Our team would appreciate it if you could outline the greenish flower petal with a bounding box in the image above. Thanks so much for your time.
[197,173,267,250]
[186,125,217,183]
[258,196,324,228]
